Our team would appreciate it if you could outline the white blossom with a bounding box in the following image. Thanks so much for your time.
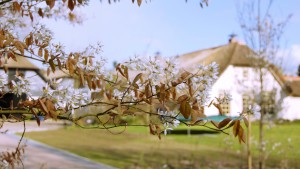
[0,74,8,92]
[158,109,180,135]
[11,76,31,96]
[42,83,89,111]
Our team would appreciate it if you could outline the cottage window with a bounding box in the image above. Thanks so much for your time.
[217,91,230,115]
[243,69,249,79]
[242,94,253,113]
[261,91,276,114]
[220,102,230,115]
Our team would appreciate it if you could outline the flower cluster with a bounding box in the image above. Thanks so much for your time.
[122,56,220,107]
[42,83,89,112]
[158,109,180,135]
[32,23,53,46]
[113,88,136,101]
[11,76,31,96]
[125,56,179,86]
[190,62,219,105]
[0,74,7,92]
[77,56,107,75]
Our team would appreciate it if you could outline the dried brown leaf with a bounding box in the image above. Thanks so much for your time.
[155,125,161,140]
[132,73,142,86]
[57,58,62,69]
[44,49,49,61]
[38,47,43,57]
[86,76,92,90]
[45,99,56,112]
[177,94,189,103]
[180,101,192,119]
[171,87,176,100]
[38,99,49,114]
[116,64,126,78]
[137,0,142,6]
[218,118,232,129]
[49,59,56,73]
[233,120,240,137]
[159,83,166,102]
[30,108,40,126]
[49,110,59,120]
[187,78,193,96]
[14,41,24,55]
[25,34,33,46]
[238,126,246,143]
[243,117,249,128]
[38,8,44,17]
[124,66,129,80]
[46,0,55,9]
[3,66,8,73]
[145,83,150,98]
[149,124,155,135]
[12,2,21,12]
[68,0,75,11]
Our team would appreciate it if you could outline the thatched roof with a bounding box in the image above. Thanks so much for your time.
[40,69,71,81]
[0,55,48,83]
[2,55,39,70]
[284,76,300,97]
[176,41,255,74]
[176,41,290,94]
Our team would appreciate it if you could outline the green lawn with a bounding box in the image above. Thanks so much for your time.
[24,121,300,169]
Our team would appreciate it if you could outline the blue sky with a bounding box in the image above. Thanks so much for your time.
[43,0,300,74]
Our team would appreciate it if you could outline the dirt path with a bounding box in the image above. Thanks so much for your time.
[0,121,116,169]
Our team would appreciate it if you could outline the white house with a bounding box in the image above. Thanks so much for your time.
[176,39,300,120]
[3,42,299,120]
[280,76,300,120]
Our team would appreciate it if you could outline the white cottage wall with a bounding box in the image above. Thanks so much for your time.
[280,96,300,120]
[204,65,284,118]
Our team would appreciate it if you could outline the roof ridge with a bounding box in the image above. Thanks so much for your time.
[177,44,229,57]
[1,55,39,70]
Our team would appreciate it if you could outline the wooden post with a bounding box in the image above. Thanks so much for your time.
[247,113,252,169]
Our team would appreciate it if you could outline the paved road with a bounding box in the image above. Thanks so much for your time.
[0,121,116,169]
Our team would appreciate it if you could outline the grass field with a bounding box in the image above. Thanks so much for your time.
[24,121,300,169]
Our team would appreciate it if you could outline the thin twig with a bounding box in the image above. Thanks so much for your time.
[0,0,13,6]
[15,119,26,154]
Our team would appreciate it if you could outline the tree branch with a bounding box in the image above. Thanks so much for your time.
[0,0,13,6]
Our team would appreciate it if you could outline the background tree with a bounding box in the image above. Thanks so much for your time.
[237,0,291,168]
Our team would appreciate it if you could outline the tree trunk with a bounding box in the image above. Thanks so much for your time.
[247,114,252,169]
[259,112,264,169]
[258,68,265,169]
